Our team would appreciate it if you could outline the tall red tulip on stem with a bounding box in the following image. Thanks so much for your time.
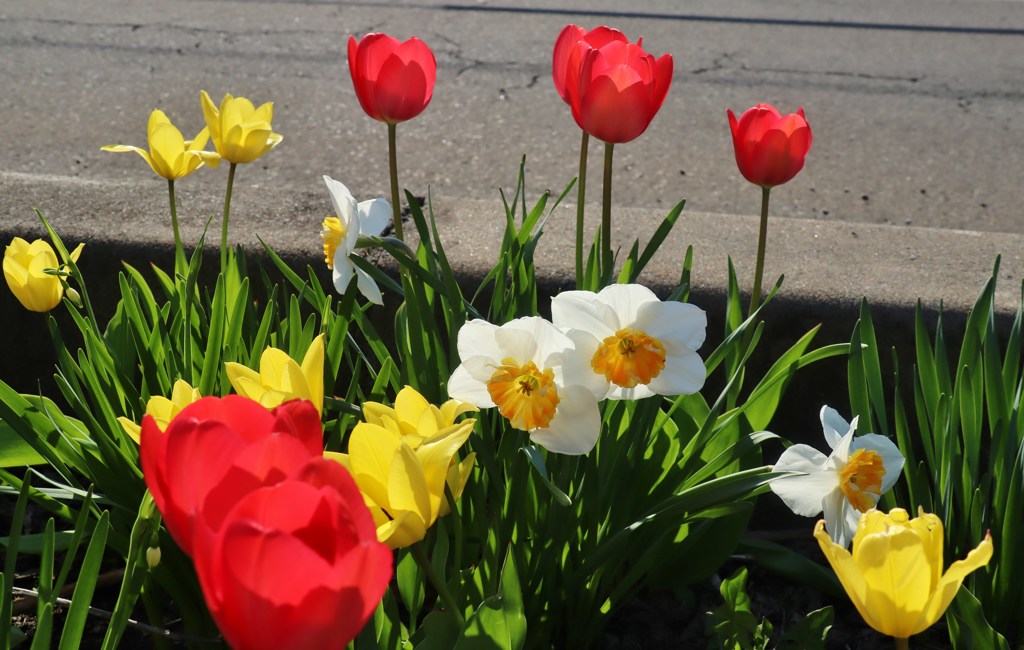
[348,33,436,243]
[552,25,636,287]
[564,35,673,282]
[726,103,812,314]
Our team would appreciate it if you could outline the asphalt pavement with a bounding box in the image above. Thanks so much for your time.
[2,0,1023,350]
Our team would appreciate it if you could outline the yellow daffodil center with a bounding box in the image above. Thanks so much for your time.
[591,327,666,388]
[486,359,559,430]
[839,448,885,512]
[321,217,345,269]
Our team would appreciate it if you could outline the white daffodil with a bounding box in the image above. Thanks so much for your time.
[320,175,391,305]
[447,316,605,455]
[551,284,707,400]
[771,405,905,547]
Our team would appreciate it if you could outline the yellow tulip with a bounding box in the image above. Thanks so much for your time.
[102,109,220,180]
[328,387,476,548]
[3,238,83,312]
[117,379,202,444]
[361,386,478,516]
[200,90,283,164]
[815,508,993,640]
[225,335,324,414]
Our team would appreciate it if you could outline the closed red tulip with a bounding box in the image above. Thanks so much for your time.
[566,39,673,144]
[140,396,322,556]
[552,25,633,106]
[348,33,436,124]
[727,103,812,188]
[192,458,393,650]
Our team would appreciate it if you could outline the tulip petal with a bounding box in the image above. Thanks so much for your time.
[853,524,934,638]
[916,533,993,636]
[814,520,879,633]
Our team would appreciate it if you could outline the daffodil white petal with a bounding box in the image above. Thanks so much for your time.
[493,324,540,362]
[354,265,384,305]
[456,320,502,365]
[507,317,570,364]
[332,253,355,295]
[771,444,835,516]
[447,364,495,407]
[822,429,856,471]
[324,175,357,227]
[638,301,707,352]
[526,385,601,455]
[593,283,659,324]
[358,198,391,237]
[646,348,706,396]
[820,405,854,450]
[559,331,608,399]
[551,290,617,338]
[852,433,905,492]
[822,488,858,548]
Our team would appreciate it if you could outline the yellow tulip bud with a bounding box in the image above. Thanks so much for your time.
[225,335,324,414]
[3,238,82,313]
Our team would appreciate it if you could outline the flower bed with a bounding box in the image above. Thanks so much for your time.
[2,22,1019,650]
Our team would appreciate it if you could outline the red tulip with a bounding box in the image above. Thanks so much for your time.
[140,396,322,556]
[727,103,812,188]
[552,25,634,106]
[348,33,436,124]
[192,457,393,650]
[566,39,673,144]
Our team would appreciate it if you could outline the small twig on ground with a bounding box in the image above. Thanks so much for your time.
[10,586,221,644]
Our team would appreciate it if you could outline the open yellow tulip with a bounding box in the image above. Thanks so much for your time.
[4,238,83,312]
[225,335,324,414]
[117,379,202,444]
[102,109,220,180]
[815,507,993,641]
[200,91,283,164]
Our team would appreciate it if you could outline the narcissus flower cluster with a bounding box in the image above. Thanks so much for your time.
[449,285,706,455]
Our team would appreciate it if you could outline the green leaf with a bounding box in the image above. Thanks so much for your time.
[520,446,571,506]
[948,585,1010,650]
[778,606,833,649]
[58,511,109,650]
[1,471,32,650]
[454,548,526,650]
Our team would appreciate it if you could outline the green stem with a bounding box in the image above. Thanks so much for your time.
[167,179,184,277]
[894,637,909,650]
[387,122,405,242]
[410,542,464,627]
[601,142,615,281]
[749,185,771,316]
[219,163,237,273]
[575,131,589,289]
